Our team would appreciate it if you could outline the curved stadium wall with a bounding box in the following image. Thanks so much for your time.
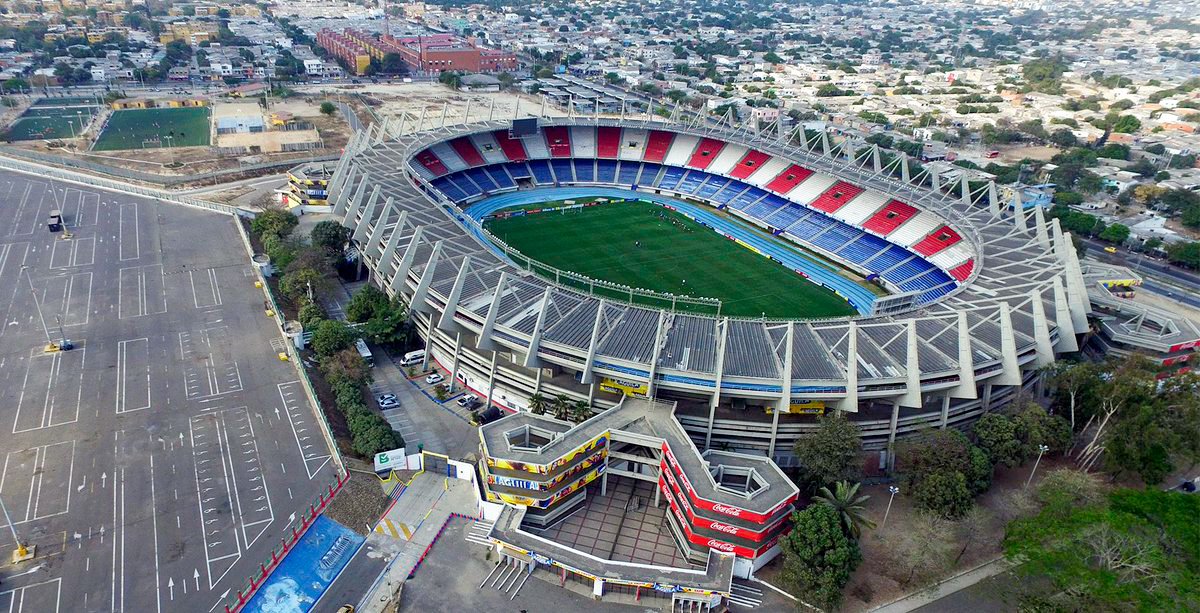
[328,115,1091,463]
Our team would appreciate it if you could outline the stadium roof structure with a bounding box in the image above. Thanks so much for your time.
[325,106,1193,448]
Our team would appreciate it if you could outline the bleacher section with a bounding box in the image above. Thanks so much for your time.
[730,150,771,180]
[644,130,674,163]
[570,126,597,158]
[450,137,485,167]
[619,128,648,161]
[686,138,726,170]
[544,126,571,158]
[809,182,865,214]
[416,134,975,301]
[912,225,962,256]
[764,164,814,195]
[863,200,918,236]
[470,132,509,165]
[493,130,528,161]
[596,127,621,158]
[664,133,699,167]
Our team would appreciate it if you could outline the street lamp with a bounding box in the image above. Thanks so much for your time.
[1026,444,1050,489]
[0,494,34,562]
[881,485,900,530]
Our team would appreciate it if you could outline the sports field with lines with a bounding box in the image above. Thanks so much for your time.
[92,106,211,150]
[484,200,857,318]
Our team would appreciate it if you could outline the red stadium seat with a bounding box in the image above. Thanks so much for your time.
[449,137,485,167]
[643,130,675,163]
[543,126,571,158]
[415,149,448,176]
[809,181,864,213]
[492,130,527,161]
[863,199,918,236]
[763,164,814,194]
[596,126,621,158]
[730,150,771,179]
[913,225,962,256]
[950,259,974,282]
[686,138,726,170]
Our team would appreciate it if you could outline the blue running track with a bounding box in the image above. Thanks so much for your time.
[460,187,877,314]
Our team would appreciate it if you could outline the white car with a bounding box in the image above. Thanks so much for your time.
[425,372,444,385]
[456,394,479,407]
[377,393,399,409]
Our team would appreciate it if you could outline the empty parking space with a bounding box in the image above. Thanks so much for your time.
[48,236,95,269]
[188,267,223,309]
[278,381,330,479]
[115,338,151,414]
[118,202,140,261]
[179,326,243,399]
[0,440,75,525]
[58,188,99,228]
[0,578,62,613]
[35,271,92,327]
[8,181,44,237]
[13,345,85,432]
[118,264,167,319]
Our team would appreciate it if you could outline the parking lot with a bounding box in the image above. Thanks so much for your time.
[0,171,336,611]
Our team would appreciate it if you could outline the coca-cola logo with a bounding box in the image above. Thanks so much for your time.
[709,522,740,535]
[706,539,735,552]
[711,503,745,517]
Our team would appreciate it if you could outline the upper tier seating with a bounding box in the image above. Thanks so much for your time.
[450,137,485,167]
[543,126,571,158]
[912,225,962,256]
[663,133,699,167]
[808,182,865,214]
[835,190,888,226]
[644,130,675,163]
[596,126,621,158]
[469,132,509,165]
[764,164,814,195]
[862,200,918,236]
[429,141,467,172]
[415,149,448,176]
[492,130,528,161]
[619,128,648,161]
[686,138,726,170]
[570,126,597,158]
[708,143,748,176]
[729,150,771,180]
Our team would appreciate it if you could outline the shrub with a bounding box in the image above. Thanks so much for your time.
[251,208,298,240]
[298,301,328,329]
[310,319,355,358]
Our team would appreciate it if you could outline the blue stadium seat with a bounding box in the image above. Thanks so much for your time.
[900,269,954,293]
[712,183,748,205]
[431,177,467,202]
[836,232,891,265]
[864,245,910,273]
[695,177,730,200]
[449,174,482,198]
[485,166,515,189]
[573,159,595,182]
[676,170,706,194]
[639,162,663,186]
[657,166,686,190]
[466,167,498,192]
[811,224,862,253]
[917,282,955,303]
[528,160,554,184]
[551,159,574,182]
[596,159,619,183]
[744,194,789,220]
[763,204,808,229]
[882,257,935,284]
[729,187,767,210]
[506,162,532,179]
[786,216,835,241]
[617,161,641,185]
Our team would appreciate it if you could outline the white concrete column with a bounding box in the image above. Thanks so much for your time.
[705,318,730,449]
[940,394,950,428]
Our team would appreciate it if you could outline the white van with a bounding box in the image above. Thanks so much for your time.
[401,349,425,366]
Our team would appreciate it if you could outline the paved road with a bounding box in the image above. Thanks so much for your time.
[1082,237,1200,291]
[0,171,336,612]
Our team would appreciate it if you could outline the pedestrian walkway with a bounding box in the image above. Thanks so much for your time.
[358,472,480,613]
[870,557,1013,613]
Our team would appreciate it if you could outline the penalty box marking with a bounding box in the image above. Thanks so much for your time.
[0,440,76,526]
[13,344,85,434]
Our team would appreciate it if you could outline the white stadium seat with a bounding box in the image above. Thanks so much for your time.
[521,132,552,159]
[787,173,838,205]
[570,126,597,158]
[429,141,467,172]
[744,157,790,187]
[619,128,648,161]
[836,190,888,226]
[469,131,509,165]
[889,211,942,247]
[707,143,747,176]
[929,242,973,269]
[662,133,699,167]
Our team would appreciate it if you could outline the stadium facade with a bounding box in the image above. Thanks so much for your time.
[325,110,1200,601]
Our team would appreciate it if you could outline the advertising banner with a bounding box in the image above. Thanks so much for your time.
[373,447,408,474]
[599,376,649,398]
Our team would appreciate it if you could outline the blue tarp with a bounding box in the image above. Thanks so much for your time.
[243,515,364,613]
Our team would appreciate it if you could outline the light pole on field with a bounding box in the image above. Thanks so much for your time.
[881,485,900,530]
[1026,444,1050,489]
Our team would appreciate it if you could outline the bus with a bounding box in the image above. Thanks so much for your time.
[355,338,374,367]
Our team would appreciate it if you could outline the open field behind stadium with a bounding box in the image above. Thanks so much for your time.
[485,200,857,318]
[92,106,211,150]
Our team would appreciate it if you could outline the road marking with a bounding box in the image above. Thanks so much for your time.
[119,202,139,261]
[115,338,151,414]
[277,382,330,479]
[150,455,162,613]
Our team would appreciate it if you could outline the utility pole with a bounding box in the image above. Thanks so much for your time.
[0,494,34,562]
[22,266,59,352]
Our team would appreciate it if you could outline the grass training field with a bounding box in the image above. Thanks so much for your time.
[485,200,857,318]
[92,107,211,151]
[5,102,100,141]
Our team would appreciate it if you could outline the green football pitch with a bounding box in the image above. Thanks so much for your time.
[484,200,857,318]
[92,107,211,151]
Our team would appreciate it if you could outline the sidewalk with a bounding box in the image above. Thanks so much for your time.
[869,557,1014,613]
[357,473,481,613]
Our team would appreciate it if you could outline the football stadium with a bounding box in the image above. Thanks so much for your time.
[326,111,1200,603]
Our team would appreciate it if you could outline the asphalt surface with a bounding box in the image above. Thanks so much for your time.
[0,171,336,612]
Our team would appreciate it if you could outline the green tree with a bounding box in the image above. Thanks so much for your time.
[310,319,355,358]
[1110,114,1142,134]
[814,481,875,539]
[251,208,299,239]
[1048,128,1077,148]
[320,348,371,386]
[319,101,336,116]
[359,297,411,346]
[311,220,350,253]
[1098,223,1130,244]
[780,504,862,610]
[913,471,973,520]
[793,413,862,492]
[298,301,328,329]
[528,392,547,415]
[1167,241,1200,268]
[346,284,389,323]
[279,267,323,302]
[973,413,1023,468]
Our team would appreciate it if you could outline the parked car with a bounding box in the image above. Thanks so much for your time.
[456,393,479,407]
[425,372,444,385]
[472,406,502,426]
[377,393,399,410]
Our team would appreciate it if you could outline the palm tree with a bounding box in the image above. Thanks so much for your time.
[815,481,876,539]
[528,392,547,416]
[552,394,571,421]
[570,400,591,423]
